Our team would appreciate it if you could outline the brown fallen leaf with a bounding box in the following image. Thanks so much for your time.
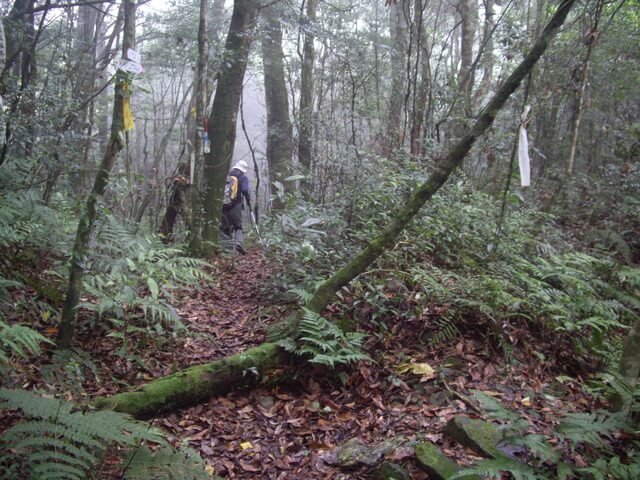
[239,460,262,472]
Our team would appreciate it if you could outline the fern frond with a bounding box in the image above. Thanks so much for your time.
[123,444,210,480]
[556,412,627,450]
[0,388,207,480]
[450,457,544,480]
[0,320,52,364]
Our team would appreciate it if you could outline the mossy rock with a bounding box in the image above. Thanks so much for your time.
[415,441,479,480]
[444,416,503,459]
[323,437,407,468]
[371,462,410,480]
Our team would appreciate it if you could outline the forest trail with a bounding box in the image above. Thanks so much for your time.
[173,248,274,367]
[146,254,590,479]
[3,250,602,479]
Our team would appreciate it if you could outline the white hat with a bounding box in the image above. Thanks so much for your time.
[233,160,248,173]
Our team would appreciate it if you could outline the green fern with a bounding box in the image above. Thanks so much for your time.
[0,388,208,480]
[288,288,315,305]
[122,445,209,480]
[450,457,544,480]
[279,308,372,368]
[577,455,640,480]
[0,319,52,366]
[556,411,628,451]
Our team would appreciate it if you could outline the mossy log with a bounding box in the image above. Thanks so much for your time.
[415,441,479,480]
[444,417,504,459]
[93,343,284,419]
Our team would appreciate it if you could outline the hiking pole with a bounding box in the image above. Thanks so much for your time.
[249,211,264,247]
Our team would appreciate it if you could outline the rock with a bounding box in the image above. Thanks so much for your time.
[415,441,478,480]
[371,462,410,480]
[322,437,407,468]
[258,396,274,410]
[444,416,503,459]
[429,390,455,407]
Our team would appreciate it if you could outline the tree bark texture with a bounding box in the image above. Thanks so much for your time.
[457,0,478,117]
[297,0,317,187]
[262,4,293,203]
[201,0,259,250]
[96,0,577,416]
[188,0,210,254]
[57,0,137,348]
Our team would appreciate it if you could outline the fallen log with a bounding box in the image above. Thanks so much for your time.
[92,342,285,419]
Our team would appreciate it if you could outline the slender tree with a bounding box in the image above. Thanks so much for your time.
[385,0,409,155]
[298,0,317,190]
[566,0,603,176]
[261,3,293,205]
[57,0,136,347]
[200,0,260,251]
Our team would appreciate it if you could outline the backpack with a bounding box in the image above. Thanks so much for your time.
[223,174,239,206]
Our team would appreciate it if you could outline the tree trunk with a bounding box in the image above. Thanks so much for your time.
[457,0,478,117]
[410,0,431,157]
[57,0,137,348]
[385,0,408,155]
[262,3,293,205]
[474,0,495,102]
[200,0,259,252]
[566,0,602,177]
[95,0,577,416]
[188,0,210,255]
[298,0,317,191]
[93,343,285,418]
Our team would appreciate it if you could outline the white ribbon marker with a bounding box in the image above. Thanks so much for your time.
[518,105,532,187]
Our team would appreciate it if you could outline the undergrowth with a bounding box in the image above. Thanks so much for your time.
[264,165,639,366]
[449,390,640,480]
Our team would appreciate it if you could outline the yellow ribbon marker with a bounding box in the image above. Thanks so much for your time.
[240,441,253,450]
[122,82,134,131]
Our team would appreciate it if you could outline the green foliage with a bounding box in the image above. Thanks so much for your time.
[451,390,637,480]
[122,445,209,480]
[0,319,52,381]
[279,308,372,368]
[0,388,208,480]
[450,457,541,480]
[265,170,638,362]
[556,412,627,451]
[76,215,211,346]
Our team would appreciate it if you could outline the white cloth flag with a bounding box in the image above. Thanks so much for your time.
[518,105,532,187]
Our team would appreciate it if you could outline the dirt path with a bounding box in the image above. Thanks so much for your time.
[174,248,274,367]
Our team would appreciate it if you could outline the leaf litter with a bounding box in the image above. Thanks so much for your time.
[2,248,617,478]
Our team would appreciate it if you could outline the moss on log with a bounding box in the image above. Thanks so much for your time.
[93,342,284,419]
[415,441,479,480]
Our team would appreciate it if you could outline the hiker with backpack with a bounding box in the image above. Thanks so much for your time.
[221,160,251,254]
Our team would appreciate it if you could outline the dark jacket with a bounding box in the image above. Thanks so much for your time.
[229,168,250,208]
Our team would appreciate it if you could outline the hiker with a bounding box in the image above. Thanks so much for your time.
[221,160,251,254]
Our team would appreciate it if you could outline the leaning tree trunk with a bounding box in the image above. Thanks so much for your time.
[200,0,259,251]
[94,0,577,418]
[57,0,136,348]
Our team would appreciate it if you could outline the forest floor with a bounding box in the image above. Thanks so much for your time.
[6,248,604,479]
